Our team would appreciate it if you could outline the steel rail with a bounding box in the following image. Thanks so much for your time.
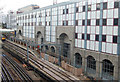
[3,55,33,81]
[4,40,79,81]
[2,62,13,81]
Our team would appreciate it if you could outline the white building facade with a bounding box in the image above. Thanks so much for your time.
[16,0,120,80]
[6,11,17,28]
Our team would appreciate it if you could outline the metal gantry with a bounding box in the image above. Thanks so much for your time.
[9,37,62,66]
[26,42,62,66]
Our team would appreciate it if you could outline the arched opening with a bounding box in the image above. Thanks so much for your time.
[102,59,114,80]
[37,31,43,44]
[51,46,55,53]
[18,30,22,39]
[75,53,82,68]
[59,33,70,58]
[87,56,96,74]
[45,45,49,50]
[19,30,22,35]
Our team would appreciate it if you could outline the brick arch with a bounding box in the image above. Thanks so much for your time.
[101,59,114,80]
[99,54,117,66]
[85,52,98,61]
[86,55,96,71]
[59,33,70,40]
[74,53,82,68]
[59,33,70,43]
[73,48,85,58]
[18,30,22,36]
[101,58,115,66]
[50,46,56,53]
[56,26,75,41]
[36,31,43,44]
[17,26,23,35]
[36,31,43,38]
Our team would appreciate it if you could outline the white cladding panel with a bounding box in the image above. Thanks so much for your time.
[78,40,81,47]
[106,43,112,53]
[75,39,78,47]
[106,35,112,43]
[106,26,112,35]
[113,44,117,54]
[95,42,99,51]
[102,42,106,52]
[87,41,90,49]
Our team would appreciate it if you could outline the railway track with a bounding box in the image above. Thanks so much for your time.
[2,54,33,81]
[3,40,80,81]
[2,62,13,81]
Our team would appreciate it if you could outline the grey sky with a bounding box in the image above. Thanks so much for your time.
[0,0,69,14]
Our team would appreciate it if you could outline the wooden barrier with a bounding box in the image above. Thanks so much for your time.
[61,61,65,69]
[55,58,58,64]
[51,56,54,63]
[41,53,45,58]
[49,56,52,62]
[61,61,83,76]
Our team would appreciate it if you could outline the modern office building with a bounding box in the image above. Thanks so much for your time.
[15,0,120,80]
[6,11,17,28]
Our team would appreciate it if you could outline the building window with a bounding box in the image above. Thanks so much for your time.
[95,35,99,41]
[31,22,33,26]
[114,2,119,8]
[31,15,33,18]
[45,22,47,26]
[25,23,27,26]
[102,35,106,42]
[25,16,27,19]
[103,19,107,26]
[96,19,100,26]
[102,60,114,77]
[66,9,68,14]
[96,3,100,10]
[66,21,68,26]
[75,33,78,39]
[113,36,117,43]
[63,21,65,26]
[76,20,78,26]
[83,6,86,12]
[82,34,84,39]
[22,16,24,20]
[87,56,96,70]
[76,7,79,13]
[87,34,90,40]
[28,23,30,26]
[114,18,118,26]
[45,45,49,50]
[87,19,91,26]
[35,15,36,18]
[51,47,55,53]
[39,13,42,17]
[82,20,85,25]
[75,53,82,68]
[63,9,65,14]
[103,2,107,9]
[88,5,91,11]
[49,22,51,26]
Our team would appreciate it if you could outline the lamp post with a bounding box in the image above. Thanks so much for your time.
[26,40,29,62]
